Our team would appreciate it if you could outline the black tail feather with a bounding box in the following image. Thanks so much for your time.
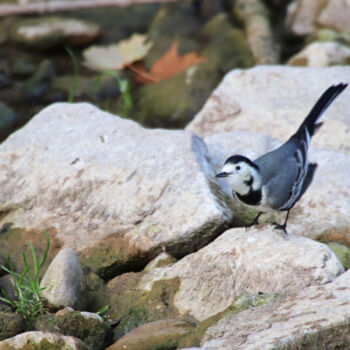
[297,83,347,137]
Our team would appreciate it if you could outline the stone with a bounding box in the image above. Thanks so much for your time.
[327,242,350,270]
[143,252,177,272]
[10,57,36,78]
[318,0,350,34]
[0,102,17,140]
[147,5,200,41]
[0,331,88,349]
[22,59,56,100]
[288,41,350,67]
[233,0,279,64]
[186,66,350,154]
[10,16,100,50]
[53,74,121,101]
[133,62,220,128]
[93,271,181,341]
[199,14,255,72]
[0,274,16,301]
[286,0,322,36]
[106,318,194,350]
[0,102,232,279]
[0,254,8,277]
[40,248,88,310]
[205,130,350,240]
[0,312,25,341]
[139,227,343,322]
[201,269,350,349]
[34,308,111,350]
[287,0,350,37]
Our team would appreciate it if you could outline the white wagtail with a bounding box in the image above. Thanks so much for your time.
[216,83,347,233]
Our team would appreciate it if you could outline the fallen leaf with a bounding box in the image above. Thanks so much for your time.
[83,33,152,72]
[132,41,207,83]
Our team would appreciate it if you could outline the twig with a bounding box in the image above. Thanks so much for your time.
[0,0,190,17]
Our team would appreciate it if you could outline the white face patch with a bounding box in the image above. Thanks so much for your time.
[220,161,255,195]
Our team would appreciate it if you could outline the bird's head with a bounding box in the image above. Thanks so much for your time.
[216,155,261,195]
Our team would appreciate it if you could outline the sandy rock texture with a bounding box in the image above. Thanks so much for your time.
[0,102,232,277]
[201,269,350,350]
[186,66,350,154]
[139,227,343,321]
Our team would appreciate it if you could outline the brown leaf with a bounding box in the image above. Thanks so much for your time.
[133,41,206,84]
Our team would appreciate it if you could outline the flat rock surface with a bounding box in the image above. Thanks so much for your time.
[201,269,350,350]
[139,227,343,321]
[186,66,350,154]
[0,102,231,274]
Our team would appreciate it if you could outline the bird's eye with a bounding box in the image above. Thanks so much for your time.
[235,165,241,171]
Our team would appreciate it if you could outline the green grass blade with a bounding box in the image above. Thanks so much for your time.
[19,265,30,285]
[0,264,15,276]
[22,251,34,284]
[38,230,50,270]
[0,288,17,307]
[96,304,109,315]
[30,242,38,277]
[64,46,79,103]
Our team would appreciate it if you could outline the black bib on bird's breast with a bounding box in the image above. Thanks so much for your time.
[236,189,262,206]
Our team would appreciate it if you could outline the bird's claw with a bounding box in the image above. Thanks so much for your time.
[272,222,288,235]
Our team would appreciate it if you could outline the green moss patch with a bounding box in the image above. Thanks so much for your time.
[278,321,350,350]
[78,235,151,280]
[327,242,350,270]
[34,310,111,350]
[178,293,277,348]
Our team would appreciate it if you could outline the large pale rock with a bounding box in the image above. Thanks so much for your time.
[40,248,87,310]
[0,103,231,277]
[287,41,350,67]
[0,331,88,350]
[318,0,350,33]
[205,131,350,241]
[139,227,343,322]
[201,269,350,349]
[186,66,350,154]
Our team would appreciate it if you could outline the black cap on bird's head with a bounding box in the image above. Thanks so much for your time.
[216,155,259,178]
[224,155,258,169]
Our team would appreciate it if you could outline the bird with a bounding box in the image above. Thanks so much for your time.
[216,83,347,234]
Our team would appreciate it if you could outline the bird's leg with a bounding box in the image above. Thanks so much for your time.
[246,212,262,228]
[273,209,290,235]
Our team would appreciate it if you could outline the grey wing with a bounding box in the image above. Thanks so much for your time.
[255,139,304,210]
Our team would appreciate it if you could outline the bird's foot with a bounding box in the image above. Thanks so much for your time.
[272,222,288,235]
[245,213,262,230]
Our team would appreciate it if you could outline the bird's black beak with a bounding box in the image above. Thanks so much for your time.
[216,172,229,178]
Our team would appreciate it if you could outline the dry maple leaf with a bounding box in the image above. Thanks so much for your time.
[131,41,207,84]
[82,33,153,72]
